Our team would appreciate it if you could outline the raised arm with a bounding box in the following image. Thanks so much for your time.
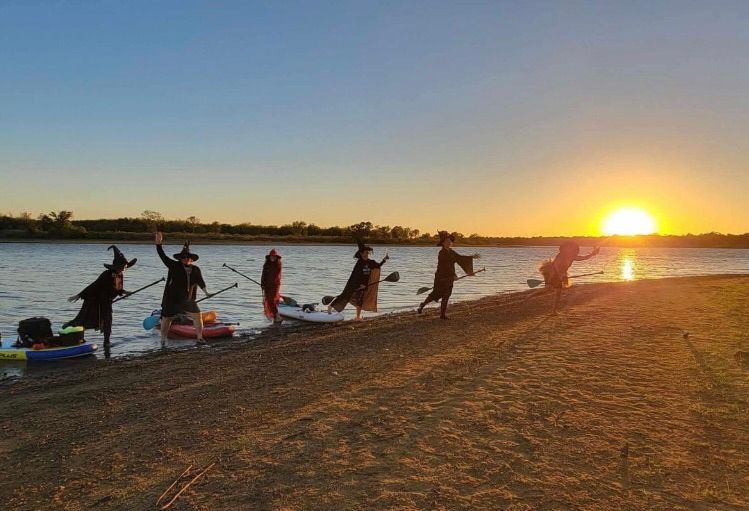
[155,232,176,268]
[68,271,108,302]
[375,251,390,268]
[574,247,600,261]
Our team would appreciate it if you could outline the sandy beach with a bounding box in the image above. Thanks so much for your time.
[1,275,747,510]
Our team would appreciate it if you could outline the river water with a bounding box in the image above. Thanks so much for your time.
[0,242,747,373]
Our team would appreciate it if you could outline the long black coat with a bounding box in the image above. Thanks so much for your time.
[157,244,206,316]
[330,258,384,312]
[67,270,124,333]
[432,248,474,295]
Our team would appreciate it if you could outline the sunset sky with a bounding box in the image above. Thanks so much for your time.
[1,1,748,236]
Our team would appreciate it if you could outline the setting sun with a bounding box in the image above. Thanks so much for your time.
[602,208,658,236]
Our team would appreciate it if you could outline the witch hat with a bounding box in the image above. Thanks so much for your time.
[104,245,137,270]
[436,231,456,246]
[173,241,199,261]
[354,240,373,259]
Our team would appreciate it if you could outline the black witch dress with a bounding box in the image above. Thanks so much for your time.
[157,244,206,317]
[422,248,474,306]
[329,258,385,312]
[66,270,124,337]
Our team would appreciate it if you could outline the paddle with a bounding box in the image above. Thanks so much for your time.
[416,268,486,295]
[526,271,604,289]
[143,283,239,330]
[112,277,165,303]
[195,282,238,303]
[222,263,292,302]
[321,271,401,306]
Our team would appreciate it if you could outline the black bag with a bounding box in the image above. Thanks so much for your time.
[47,331,85,347]
[17,317,53,347]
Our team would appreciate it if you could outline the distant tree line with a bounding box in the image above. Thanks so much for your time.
[0,211,747,248]
[0,211,427,242]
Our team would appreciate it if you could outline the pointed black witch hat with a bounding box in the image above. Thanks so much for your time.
[353,240,373,259]
[436,230,456,247]
[173,241,199,261]
[104,245,137,270]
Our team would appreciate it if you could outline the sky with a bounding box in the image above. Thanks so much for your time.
[1,0,748,236]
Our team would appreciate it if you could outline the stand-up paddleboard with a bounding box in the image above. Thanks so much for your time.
[169,322,236,339]
[145,310,236,339]
[0,339,97,361]
[278,303,344,323]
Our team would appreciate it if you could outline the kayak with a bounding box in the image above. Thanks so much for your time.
[168,322,236,339]
[278,303,344,323]
[0,339,97,361]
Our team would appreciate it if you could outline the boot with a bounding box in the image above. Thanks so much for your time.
[439,299,449,320]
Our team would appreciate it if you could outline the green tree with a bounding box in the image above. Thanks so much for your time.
[186,216,200,233]
[290,221,308,236]
[373,225,391,239]
[349,221,373,239]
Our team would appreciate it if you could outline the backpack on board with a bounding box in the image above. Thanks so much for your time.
[17,317,53,347]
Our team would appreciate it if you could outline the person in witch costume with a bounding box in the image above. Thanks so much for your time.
[65,245,136,347]
[155,232,213,343]
[539,241,599,314]
[417,231,480,319]
[261,248,283,323]
[327,241,389,320]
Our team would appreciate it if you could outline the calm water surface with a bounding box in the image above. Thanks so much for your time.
[1,243,747,374]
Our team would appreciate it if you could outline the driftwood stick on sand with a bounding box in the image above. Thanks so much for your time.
[160,462,216,510]
[156,464,193,505]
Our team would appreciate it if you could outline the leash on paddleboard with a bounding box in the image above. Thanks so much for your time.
[416,267,486,295]
[112,277,165,303]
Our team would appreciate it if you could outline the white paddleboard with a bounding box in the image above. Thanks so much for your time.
[278,304,344,323]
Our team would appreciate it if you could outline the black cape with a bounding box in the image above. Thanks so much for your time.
[330,258,384,312]
[67,270,124,333]
[432,248,474,295]
[157,244,206,316]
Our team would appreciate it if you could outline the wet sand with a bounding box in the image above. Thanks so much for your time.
[1,275,747,510]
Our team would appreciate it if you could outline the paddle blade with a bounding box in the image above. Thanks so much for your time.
[143,314,160,330]
[526,279,545,289]
[321,295,335,306]
[383,271,400,283]
[416,286,431,295]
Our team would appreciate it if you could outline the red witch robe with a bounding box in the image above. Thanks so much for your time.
[261,258,282,319]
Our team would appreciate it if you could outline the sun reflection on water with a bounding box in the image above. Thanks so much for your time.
[621,257,635,281]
